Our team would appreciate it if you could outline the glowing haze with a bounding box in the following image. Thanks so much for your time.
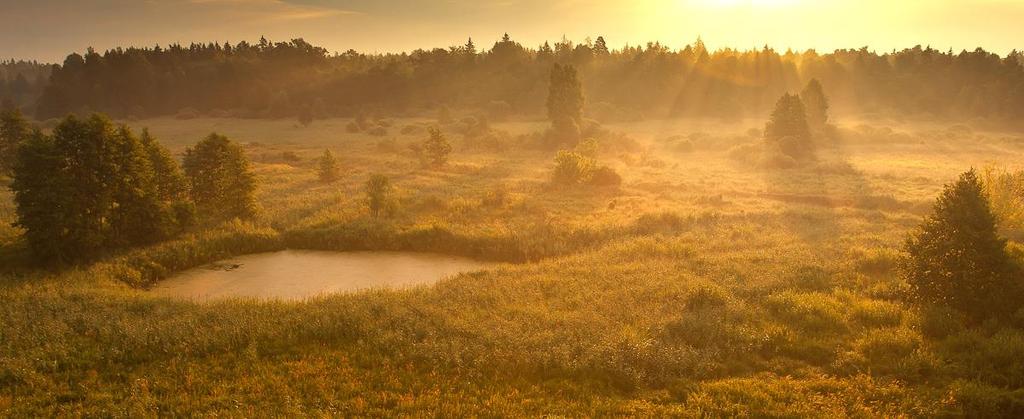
[1,0,1022,62]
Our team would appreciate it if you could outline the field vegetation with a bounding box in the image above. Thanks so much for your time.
[3,105,1024,415]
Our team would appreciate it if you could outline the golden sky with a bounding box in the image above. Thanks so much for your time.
[1,0,1022,62]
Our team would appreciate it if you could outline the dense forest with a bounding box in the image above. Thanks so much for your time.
[15,36,1024,121]
[0,60,51,110]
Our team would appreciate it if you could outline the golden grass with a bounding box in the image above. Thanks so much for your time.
[2,116,1024,415]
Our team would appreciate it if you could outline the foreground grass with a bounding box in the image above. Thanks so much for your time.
[2,117,1024,415]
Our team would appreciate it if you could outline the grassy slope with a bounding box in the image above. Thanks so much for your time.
[3,117,1024,416]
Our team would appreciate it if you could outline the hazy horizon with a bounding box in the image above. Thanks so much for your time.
[2,0,1023,63]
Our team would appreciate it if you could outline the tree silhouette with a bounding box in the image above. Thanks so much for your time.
[903,170,1021,321]
[365,174,395,218]
[764,93,812,159]
[547,64,584,146]
[423,127,452,167]
[317,149,339,183]
[11,115,186,262]
[801,79,830,134]
[183,133,257,220]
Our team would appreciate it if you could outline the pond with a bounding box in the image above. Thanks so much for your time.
[150,250,496,301]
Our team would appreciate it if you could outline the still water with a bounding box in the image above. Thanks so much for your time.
[151,250,495,301]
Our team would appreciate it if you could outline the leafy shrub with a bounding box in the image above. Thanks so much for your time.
[551,150,594,185]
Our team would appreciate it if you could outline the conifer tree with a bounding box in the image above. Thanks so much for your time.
[764,93,812,159]
[317,149,340,182]
[903,170,1021,320]
[801,79,830,133]
[423,127,452,167]
[594,36,609,56]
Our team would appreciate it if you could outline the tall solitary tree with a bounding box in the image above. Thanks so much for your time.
[801,79,830,134]
[423,127,452,167]
[365,173,395,218]
[317,149,340,183]
[547,64,584,146]
[764,93,812,159]
[903,170,1021,321]
[183,133,257,220]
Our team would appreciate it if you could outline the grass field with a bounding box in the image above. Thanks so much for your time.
[3,115,1024,416]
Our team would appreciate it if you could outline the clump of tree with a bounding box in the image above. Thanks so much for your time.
[546,64,584,146]
[183,133,257,221]
[317,149,340,183]
[764,93,813,161]
[365,174,396,218]
[800,79,830,135]
[903,170,1023,321]
[0,104,31,177]
[10,114,191,262]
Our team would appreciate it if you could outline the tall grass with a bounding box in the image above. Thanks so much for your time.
[2,117,1024,415]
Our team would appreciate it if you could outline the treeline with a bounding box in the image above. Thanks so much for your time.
[0,60,50,110]
[22,37,1024,121]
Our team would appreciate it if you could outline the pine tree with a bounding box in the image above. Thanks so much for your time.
[904,170,1021,321]
[764,93,812,159]
[423,127,452,167]
[801,79,830,133]
[594,36,609,56]
[183,133,257,220]
[317,149,339,182]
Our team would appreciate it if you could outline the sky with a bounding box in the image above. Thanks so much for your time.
[1,0,1023,63]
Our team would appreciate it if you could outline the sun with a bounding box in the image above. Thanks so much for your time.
[697,0,801,7]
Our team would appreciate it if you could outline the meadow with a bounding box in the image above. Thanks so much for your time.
[3,114,1024,416]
